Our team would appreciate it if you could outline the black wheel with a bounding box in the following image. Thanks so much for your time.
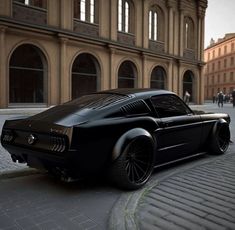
[110,136,155,190]
[209,121,230,155]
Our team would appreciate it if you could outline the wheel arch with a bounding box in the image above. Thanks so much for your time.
[112,128,156,162]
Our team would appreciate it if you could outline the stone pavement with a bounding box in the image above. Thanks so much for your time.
[109,150,235,230]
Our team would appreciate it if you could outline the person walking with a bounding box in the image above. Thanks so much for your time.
[218,91,224,108]
[232,89,235,108]
[184,91,190,104]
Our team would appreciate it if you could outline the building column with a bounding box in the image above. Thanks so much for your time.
[110,0,117,41]
[142,0,149,49]
[0,0,12,16]
[199,65,204,104]
[109,47,116,89]
[142,53,148,88]
[167,3,174,54]
[60,0,73,30]
[167,61,173,91]
[59,37,70,103]
[197,16,202,61]
[0,26,7,108]
[179,10,184,57]
[47,0,60,27]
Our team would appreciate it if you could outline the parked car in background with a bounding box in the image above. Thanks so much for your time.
[1,89,231,189]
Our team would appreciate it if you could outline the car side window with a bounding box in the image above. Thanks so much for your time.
[151,95,191,118]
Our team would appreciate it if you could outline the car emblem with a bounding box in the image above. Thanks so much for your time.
[27,134,36,145]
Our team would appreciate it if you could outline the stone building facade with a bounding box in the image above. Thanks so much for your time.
[0,0,207,108]
[204,33,235,100]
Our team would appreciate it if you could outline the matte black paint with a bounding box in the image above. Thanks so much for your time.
[1,89,231,179]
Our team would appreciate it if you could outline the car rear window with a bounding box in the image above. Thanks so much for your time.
[65,93,129,109]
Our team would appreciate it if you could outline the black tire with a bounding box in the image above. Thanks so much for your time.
[110,135,155,190]
[209,120,230,155]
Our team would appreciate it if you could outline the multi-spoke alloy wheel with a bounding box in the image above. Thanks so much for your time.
[111,136,155,190]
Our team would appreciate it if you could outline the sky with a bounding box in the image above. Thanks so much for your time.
[204,0,235,48]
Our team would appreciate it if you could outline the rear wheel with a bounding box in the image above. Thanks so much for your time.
[110,136,155,190]
[209,121,230,155]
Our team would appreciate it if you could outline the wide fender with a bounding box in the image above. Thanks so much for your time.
[211,118,230,136]
[112,128,155,162]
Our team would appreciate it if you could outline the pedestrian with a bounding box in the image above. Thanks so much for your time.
[232,89,235,108]
[218,91,224,108]
[212,95,216,103]
[184,91,190,104]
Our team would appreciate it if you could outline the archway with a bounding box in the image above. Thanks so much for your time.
[9,44,47,104]
[118,60,137,88]
[183,70,194,102]
[72,53,100,99]
[150,66,166,89]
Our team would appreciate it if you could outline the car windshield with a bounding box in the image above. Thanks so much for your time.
[64,93,129,109]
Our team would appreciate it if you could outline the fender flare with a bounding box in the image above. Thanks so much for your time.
[112,128,155,162]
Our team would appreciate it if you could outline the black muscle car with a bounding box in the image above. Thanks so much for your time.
[1,89,231,189]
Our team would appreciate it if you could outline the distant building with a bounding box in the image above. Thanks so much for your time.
[0,0,207,108]
[204,33,235,100]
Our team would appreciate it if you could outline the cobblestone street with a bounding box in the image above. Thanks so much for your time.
[0,103,235,230]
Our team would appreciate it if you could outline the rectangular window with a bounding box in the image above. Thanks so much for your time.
[80,0,86,21]
[224,45,227,54]
[230,72,234,82]
[218,48,221,56]
[212,63,215,71]
[223,73,226,82]
[118,0,122,31]
[124,2,129,33]
[154,12,157,40]
[231,43,234,52]
[90,0,95,23]
[224,59,227,68]
[231,57,234,66]
[149,11,152,39]
[218,61,221,70]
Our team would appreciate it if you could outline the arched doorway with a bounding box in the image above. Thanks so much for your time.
[9,44,47,104]
[150,66,166,89]
[118,60,137,88]
[72,53,100,99]
[183,70,194,102]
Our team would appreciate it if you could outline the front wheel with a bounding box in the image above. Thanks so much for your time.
[110,136,155,190]
[209,120,230,155]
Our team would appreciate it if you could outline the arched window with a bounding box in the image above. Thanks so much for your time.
[74,0,98,24]
[72,53,100,99]
[184,17,194,49]
[150,66,166,89]
[183,70,194,102]
[148,5,164,42]
[118,61,137,88]
[149,11,157,40]
[118,0,133,33]
[9,44,47,104]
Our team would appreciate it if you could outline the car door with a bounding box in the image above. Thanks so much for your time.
[150,94,202,165]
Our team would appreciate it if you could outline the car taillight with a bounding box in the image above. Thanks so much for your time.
[1,130,15,143]
[51,136,66,153]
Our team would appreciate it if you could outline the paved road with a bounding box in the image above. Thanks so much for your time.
[0,103,234,229]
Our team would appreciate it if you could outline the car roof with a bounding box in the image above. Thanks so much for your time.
[95,88,175,98]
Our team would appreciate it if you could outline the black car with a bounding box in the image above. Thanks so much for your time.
[1,89,231,189]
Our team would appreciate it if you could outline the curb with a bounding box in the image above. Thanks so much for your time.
[0,168,41,180]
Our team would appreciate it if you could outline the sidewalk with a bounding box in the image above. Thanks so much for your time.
[110,150,235,230]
